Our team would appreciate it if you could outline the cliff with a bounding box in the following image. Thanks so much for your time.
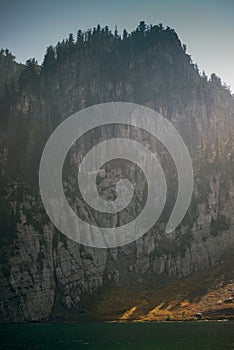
[0,23,233,322]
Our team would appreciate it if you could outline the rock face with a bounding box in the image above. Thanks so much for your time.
[0,23,233,322]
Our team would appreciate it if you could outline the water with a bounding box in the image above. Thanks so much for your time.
[0,321,234,350]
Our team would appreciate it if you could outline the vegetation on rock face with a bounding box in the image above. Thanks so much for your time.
[0,49,24,97]
[0,22,233,322]
[88,254,234,322]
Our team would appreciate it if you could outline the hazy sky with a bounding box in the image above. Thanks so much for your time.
[1,0,234,91]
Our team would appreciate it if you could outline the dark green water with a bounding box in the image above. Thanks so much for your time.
[0,321,234,350]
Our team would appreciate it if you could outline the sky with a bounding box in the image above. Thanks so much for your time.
[1,0,234,92]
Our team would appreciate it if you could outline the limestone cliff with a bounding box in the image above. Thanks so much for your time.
[0,23,233,322]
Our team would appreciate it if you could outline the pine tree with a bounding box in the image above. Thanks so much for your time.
[43,46,56,69]
[123,29,128,40]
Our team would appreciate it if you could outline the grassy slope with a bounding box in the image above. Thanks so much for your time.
[87,254,234,321]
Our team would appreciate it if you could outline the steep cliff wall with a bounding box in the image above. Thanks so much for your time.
[0,24,233,322]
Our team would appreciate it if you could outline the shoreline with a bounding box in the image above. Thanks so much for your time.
[0,318,234,325]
